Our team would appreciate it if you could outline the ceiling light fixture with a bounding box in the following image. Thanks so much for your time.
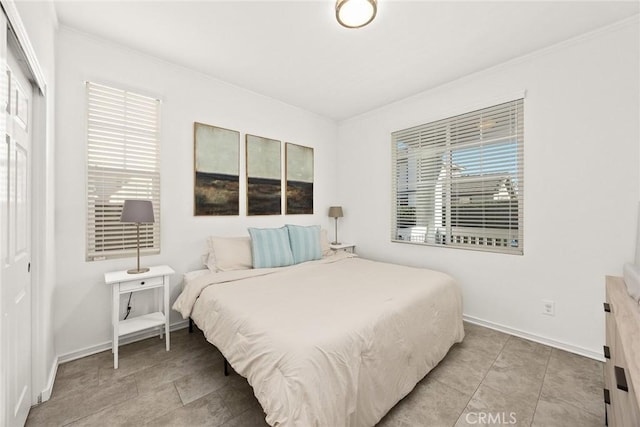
[336,0,377,29]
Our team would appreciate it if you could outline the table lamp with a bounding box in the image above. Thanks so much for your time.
[328,206,344,245]
[120,200,155,274]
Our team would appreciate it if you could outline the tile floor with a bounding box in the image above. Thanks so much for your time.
[26,323,605,426]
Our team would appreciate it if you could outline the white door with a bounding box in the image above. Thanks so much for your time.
[1,35,33,426]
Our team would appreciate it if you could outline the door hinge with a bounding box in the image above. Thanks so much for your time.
[28,262,31,273]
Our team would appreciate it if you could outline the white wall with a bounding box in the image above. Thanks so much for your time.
[12,0,58,401]
[55,28,339,357]
[336,19,639,357]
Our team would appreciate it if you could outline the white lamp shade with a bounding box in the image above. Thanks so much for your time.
[120,200,155,223]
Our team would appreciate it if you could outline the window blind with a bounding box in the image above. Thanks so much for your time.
[391,99,524,254]
[86,82,161,261]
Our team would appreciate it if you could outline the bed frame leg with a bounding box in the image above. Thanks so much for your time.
[189,318,193,333]
[224,359,229,376]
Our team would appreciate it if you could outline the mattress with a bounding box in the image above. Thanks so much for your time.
[173,253,464,426]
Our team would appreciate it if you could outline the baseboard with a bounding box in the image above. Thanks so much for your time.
[55,316,603,378]
[39,356,59,403]
[463,314,604,362]
[57,320,189,365]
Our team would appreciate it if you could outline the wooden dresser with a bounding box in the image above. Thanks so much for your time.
[604,276,640,426]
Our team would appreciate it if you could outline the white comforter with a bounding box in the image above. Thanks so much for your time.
[173,253,464,426]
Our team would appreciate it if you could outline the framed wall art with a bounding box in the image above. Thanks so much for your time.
[246,134,281,216]
[285,143,314,214]
[194,122,240,216]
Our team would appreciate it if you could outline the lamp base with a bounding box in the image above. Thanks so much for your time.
[331,241,341,245]
[127,267,150,274]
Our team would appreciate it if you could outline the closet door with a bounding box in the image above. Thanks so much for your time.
[1,15,34,426]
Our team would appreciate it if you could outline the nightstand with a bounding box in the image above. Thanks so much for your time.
[329,243,356,254]
[105,265,175,369]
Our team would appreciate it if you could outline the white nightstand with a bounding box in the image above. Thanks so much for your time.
[329,243,356,254]
[105,265,175,369]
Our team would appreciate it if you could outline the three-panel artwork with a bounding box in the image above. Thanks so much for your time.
[194,122,313,216]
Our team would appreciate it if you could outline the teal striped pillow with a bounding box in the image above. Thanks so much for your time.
[248,227,295,268]
[286,225,322,264]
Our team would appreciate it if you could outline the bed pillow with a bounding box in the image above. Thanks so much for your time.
[204,251,217,272]
[320,229,332,257]
[248,227,295,268]
[201,253,210,269]
[286,224,322,264]
[207,236,253,272]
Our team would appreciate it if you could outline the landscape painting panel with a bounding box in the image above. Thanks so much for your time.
[286,143,313,214]
[246,134,281,215]
[194,123,240,215]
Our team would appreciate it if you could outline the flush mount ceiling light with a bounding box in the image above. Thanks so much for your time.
[336,0,377,29]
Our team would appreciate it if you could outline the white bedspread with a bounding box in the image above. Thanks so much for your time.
[173,253,464,426]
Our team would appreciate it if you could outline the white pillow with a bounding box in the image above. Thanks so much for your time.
[207,236,253,272]
[320,229,332,257]
[201,252,211,268]
[184,269,211,282]
[204,251,217,272]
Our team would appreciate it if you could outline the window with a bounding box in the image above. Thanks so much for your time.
[391,99,524,254]
[86,82,161,261]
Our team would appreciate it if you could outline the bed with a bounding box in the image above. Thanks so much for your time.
[174,252,464,426]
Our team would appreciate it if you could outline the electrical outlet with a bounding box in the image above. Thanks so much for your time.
[542,299,555,316]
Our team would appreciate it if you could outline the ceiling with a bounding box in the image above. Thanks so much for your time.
[54,1,639,121]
